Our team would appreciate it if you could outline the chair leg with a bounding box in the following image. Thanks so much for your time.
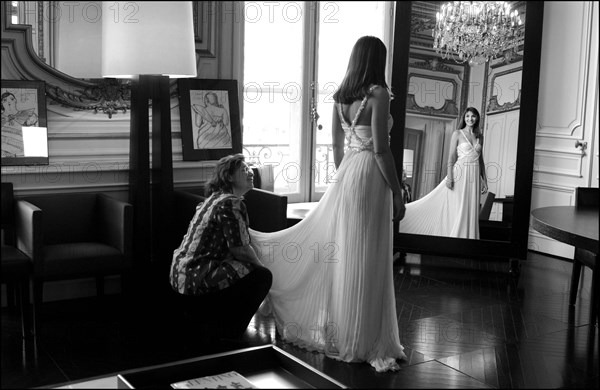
[96,276,104,297]
[7,282,16,310]
[570,260,582,305]
[590,261,598,328]
[19,276,30,339]
[32,280,43,338]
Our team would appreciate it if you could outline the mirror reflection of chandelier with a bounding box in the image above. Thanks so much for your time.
[433,1,523,66]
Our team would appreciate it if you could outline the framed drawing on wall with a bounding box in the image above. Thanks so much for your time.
[178,79,242,161]
[1,80,49,166]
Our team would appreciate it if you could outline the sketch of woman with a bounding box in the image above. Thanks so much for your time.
[193,92,232,149]
[1,92,39,157]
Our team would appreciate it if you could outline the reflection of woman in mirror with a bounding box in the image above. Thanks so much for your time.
[399,107,488,239]
[193,92,231,150]
[401,169,412,204]
[1,91,38,157]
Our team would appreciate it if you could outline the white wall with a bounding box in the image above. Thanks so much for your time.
[528,1,599,257]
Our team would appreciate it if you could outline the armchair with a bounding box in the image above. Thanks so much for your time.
[1,182,36,338]
[15,192,133,334]
[169,188,288,251]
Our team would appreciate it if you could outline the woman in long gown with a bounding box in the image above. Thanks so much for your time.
[250,36,408,372]
[398,107,488,239]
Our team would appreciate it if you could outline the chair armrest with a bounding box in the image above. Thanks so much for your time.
[170,191,206,252]
[14,199,42,274]
[97,194,133,261]
[479,191,496,220]
[244,188,288,232]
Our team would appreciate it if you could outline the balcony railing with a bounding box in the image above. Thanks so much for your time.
[243,143,336,193]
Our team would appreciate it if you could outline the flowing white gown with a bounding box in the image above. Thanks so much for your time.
[399,130,482,239]
[249,90,406,372]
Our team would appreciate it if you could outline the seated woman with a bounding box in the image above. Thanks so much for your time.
[169,154,272,339]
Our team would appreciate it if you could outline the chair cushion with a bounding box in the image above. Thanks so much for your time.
[42,242,128,279]
[1,245,32,279]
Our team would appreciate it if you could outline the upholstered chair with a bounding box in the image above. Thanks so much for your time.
[14,192,133,334]
[479,191,496,221]
[1,182,36,338]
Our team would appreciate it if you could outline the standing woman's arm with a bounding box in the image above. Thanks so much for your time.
[446,131,459,189]
[332,104,345,169]
[479,135,488,193]
[371,87,405,221]
[371,88,402,194]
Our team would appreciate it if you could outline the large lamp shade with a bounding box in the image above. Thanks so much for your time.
[101,1,196,78]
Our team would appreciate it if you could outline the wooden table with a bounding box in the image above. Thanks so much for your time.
[530,206,598,254]
[531,205,599,332]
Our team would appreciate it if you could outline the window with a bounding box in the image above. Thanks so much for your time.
[243,1,394,202]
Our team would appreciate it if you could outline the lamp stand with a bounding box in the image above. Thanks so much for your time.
[129,74,174,290]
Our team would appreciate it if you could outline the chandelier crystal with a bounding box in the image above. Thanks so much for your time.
[433,1,523,66]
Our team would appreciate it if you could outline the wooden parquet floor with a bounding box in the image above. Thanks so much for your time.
[1,251,598,388]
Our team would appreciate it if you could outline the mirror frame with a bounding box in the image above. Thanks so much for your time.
[390,1,544,262]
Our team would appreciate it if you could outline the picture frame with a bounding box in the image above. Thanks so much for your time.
[178,79,242,161]
[1,79,49,166]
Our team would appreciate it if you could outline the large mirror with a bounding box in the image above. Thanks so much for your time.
[390,1,544,264]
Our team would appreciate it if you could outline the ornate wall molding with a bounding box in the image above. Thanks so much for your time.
[193,1,220,58]
[536,1,592,138]
[406,72,460,118]
[487,90,521,113]
[46,79,131,118]
[486,68,523,114]
[406,94,459,117]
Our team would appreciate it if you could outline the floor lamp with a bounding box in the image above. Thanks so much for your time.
[101,2,197,289]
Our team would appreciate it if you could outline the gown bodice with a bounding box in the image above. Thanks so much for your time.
[457,130,482,162]
[337,86,393,152]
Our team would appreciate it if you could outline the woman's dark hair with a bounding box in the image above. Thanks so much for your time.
[205,153,246,196]
[458,107,483,141]
[333,36,388,104]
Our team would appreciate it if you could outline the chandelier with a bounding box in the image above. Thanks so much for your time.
[433,1,523,66]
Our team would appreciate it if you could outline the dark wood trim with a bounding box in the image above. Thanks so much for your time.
[390,1,412,238]
[512,1,545,260]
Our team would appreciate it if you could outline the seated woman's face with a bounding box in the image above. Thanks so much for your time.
[231,162,254,195]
